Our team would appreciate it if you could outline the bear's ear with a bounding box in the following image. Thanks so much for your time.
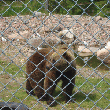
[62,52,71,61]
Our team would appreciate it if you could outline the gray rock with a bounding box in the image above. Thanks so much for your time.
[33,11,45,17]
[0,102,29,110]
[78,46,99,53]
[95,16,102,22]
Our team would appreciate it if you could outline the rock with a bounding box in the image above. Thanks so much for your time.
[1,37,7,41]
[97,42,110,63]
[82,22,88,26]
[107,24,110,28]
[78,46,99,53]
[52,25,62,33]
[58,28,75,39]
[95,16,102,22]
[33,11,45,17]
[0,102,29,110]
[28,37,43,49]
[78,46,91,53]
[79,52,93,56]
[83,57,89,63]
[62,39,75,45]
[40,25,62,33]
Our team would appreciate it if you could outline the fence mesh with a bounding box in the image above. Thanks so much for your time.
[0,0,110,109]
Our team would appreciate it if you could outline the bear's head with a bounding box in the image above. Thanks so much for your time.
[45,48,76,72]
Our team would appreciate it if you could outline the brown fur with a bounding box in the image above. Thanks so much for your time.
[26,47,76,106]
[26,48,53,100]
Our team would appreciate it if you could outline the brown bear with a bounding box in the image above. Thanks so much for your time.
[26,48,53,100]
[26,47,76,106]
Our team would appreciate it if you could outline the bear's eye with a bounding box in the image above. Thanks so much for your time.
[46,66,50,70]
[53,59,56,63]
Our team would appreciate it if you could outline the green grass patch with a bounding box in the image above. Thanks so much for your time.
[0,60,25,76]
[95,0,110,17]
[0,0,45,17]
[74,53,110,71]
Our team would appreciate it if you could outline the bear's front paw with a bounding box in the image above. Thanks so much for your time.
[39,96,47,101]
[47,100,56,107]
[26,91,36,96]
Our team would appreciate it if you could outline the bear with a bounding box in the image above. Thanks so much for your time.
[26,48,53,100]
[26,47,76,106]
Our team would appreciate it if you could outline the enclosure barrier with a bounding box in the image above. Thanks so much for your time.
[0,0,110,110]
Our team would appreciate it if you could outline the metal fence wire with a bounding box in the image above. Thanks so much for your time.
[0,0,110,109]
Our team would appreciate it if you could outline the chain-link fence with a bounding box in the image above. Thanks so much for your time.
[0,0,110,109]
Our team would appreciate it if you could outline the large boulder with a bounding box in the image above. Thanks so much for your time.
[78,46,91,53]
[78,46,98,53]
[97,42,110,64]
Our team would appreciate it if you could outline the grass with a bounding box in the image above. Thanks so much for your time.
[74,53,110,71]
[0,0,45,17]
[0,0,110,17]
[0,59,110,110]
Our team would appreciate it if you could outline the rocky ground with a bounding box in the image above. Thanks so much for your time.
[0,13,110,46]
